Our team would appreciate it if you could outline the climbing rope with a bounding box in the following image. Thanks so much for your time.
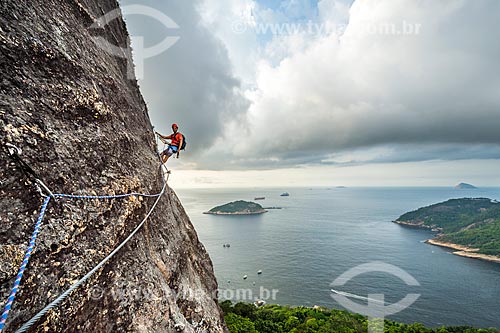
[0,196,51,331]
[14,172,167,333]
[54,191,161,199]
[0,142,169,332]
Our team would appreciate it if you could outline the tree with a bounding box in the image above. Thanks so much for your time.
[225,313,258,333]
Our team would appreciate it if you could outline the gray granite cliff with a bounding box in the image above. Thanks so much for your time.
[0,1,226,332]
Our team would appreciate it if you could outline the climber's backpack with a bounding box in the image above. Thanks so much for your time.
[175,132,187,151]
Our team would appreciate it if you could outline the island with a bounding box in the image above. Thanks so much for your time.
[204,200,267,215]
[394,198,500,263]
[455,182,477,189]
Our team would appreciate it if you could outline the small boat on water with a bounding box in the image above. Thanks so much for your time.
[254,197,265,200]
[254,299,266,307]
[257,270,262,275]
[280,192,290,197]
[223,243,231,248]
[243,275,248,280]
[330,289,385,304]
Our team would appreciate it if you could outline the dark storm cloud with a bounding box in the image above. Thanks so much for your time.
[118,0,250,158]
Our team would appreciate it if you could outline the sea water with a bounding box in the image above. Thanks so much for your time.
[176,187,500,329]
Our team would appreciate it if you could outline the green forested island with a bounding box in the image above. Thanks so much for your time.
[204,200,267,215]
[221,301,499,333]
[395,198,500,261]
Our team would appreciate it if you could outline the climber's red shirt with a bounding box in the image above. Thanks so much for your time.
[170,132,182,147]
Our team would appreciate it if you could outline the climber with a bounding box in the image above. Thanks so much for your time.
[155,123,185,165]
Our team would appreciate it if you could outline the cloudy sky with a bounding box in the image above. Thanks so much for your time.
[118,0,500,188]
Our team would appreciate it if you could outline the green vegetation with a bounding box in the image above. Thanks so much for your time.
[440,218,500,256]
[396,198,500,256]
[206,200,266,215]
[221,301,499,333]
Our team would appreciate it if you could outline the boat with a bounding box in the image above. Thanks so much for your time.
[331,289,349,296]
[254,197,265,200]
[243,275,248,280]
[257,270,262,275]
[254,300,266,307]
[280,192,290,197]
[330,289,385,304]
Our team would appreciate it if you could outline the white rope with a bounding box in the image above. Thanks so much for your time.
[15,168,168,332]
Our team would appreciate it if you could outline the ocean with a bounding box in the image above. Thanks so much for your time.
[175,187,500,329]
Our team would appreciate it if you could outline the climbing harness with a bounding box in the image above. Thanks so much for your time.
[155,131,180,162]
[0,141,169,333]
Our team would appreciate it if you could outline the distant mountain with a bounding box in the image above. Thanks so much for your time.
[395,198,500,260]
[455,182,477,189]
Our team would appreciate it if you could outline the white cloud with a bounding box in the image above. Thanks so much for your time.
[216,0,500,167]
[121,0,500,178]
[280,0,317,20]
[198,0,260,86]
[318,0,351,28]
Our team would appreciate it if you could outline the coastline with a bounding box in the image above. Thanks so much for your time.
[394,220,428,228]
[394,220,500,264]
[425,239,500,263]
[203,210,267,215]
[393,220,443,232]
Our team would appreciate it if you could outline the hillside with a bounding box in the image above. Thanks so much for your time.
[221,301,499,333]
[395,198,500,258]
[0,1,226,332]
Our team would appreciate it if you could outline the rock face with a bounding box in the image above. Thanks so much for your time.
[0,1,226,332]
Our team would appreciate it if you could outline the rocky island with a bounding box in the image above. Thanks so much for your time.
[204,201,267,215]
[395,198,500,263]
